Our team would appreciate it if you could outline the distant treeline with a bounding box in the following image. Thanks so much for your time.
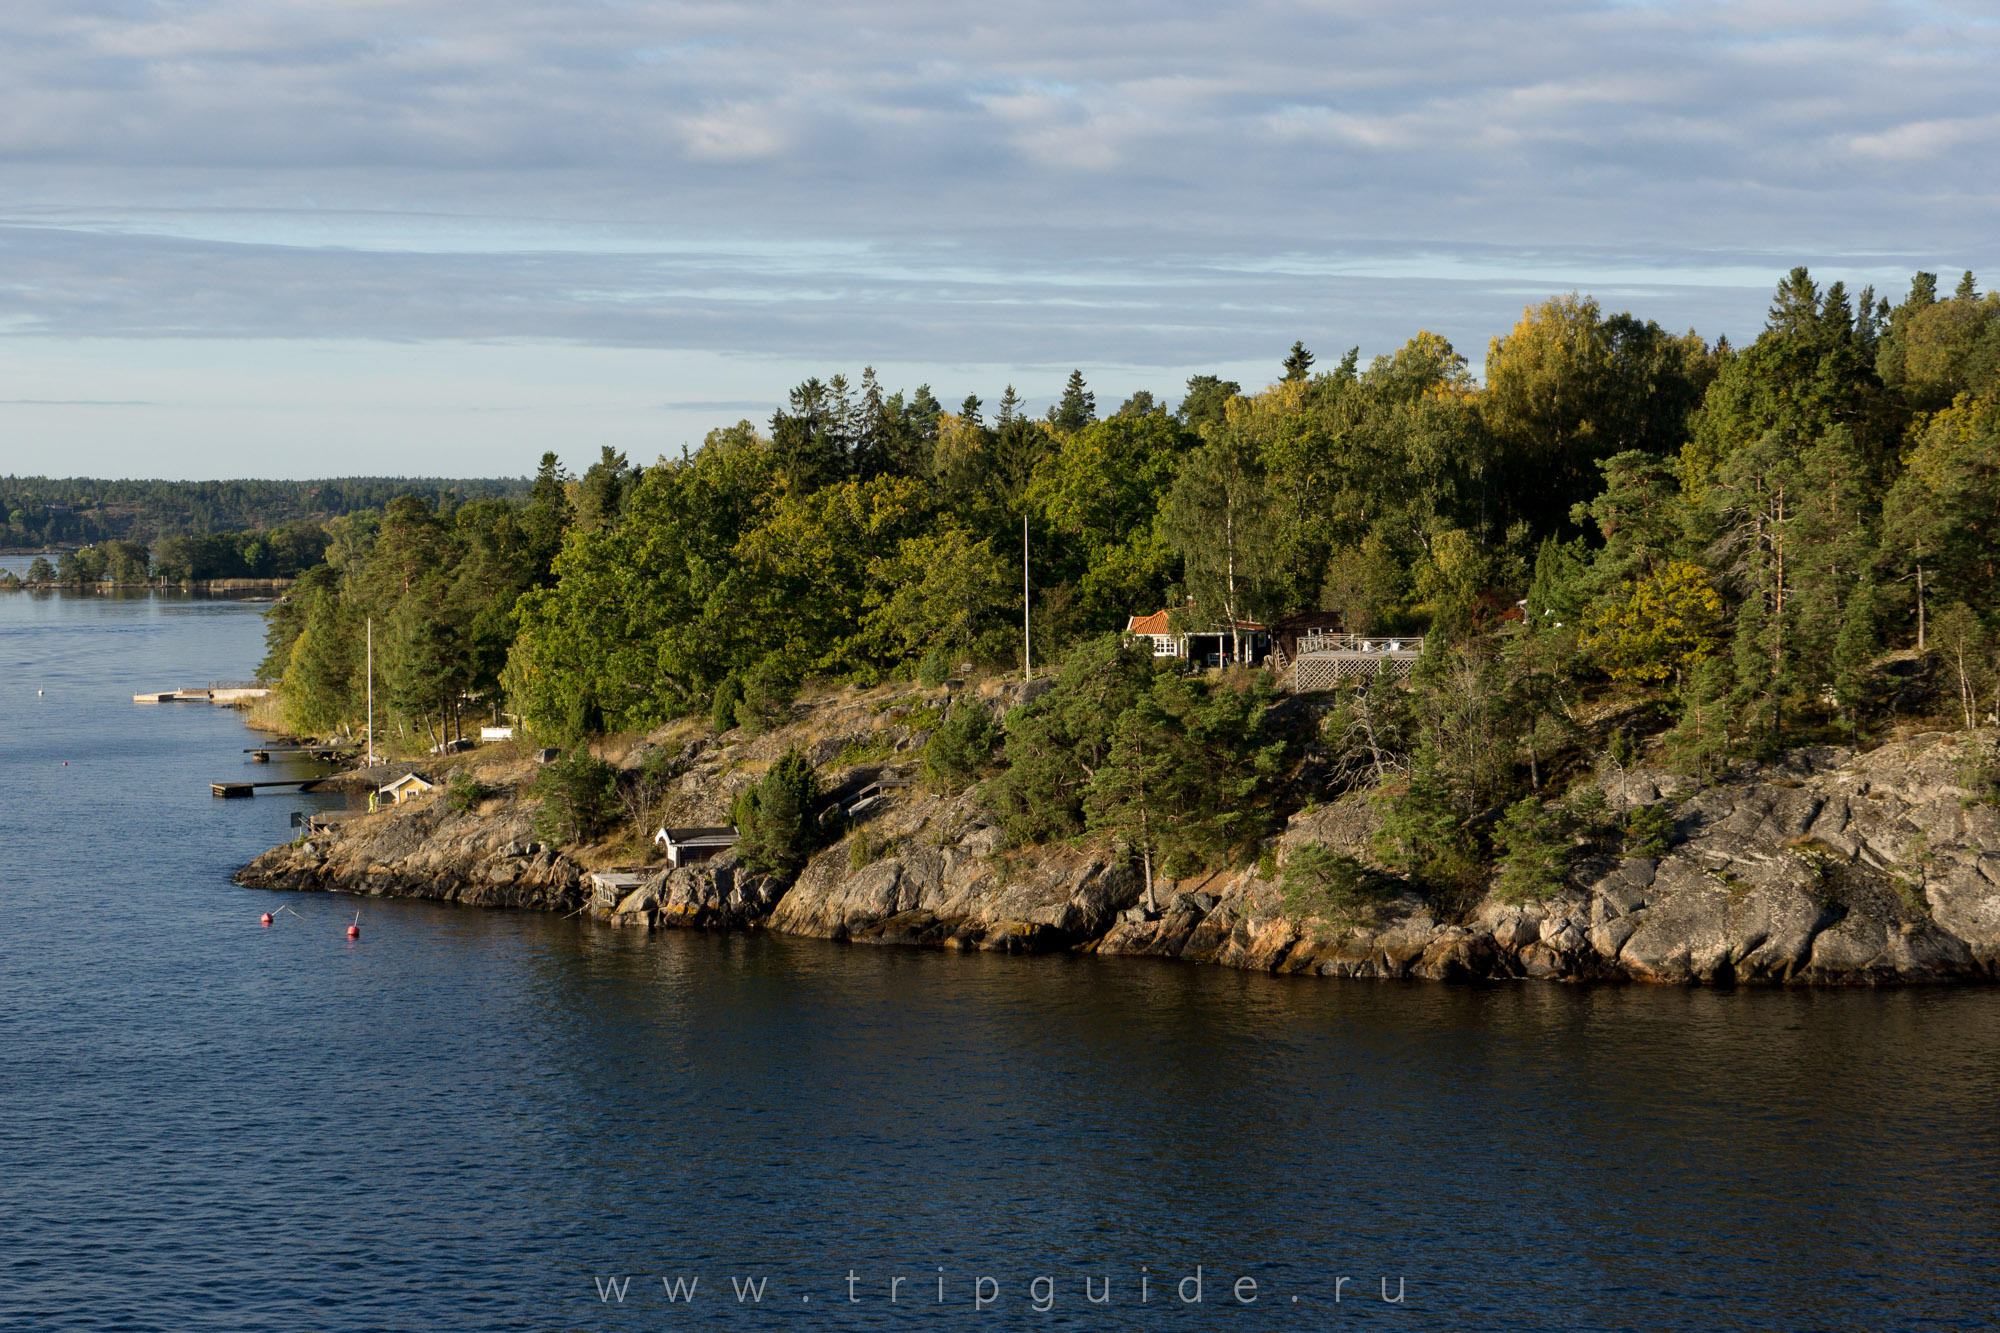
[0,475,531,550]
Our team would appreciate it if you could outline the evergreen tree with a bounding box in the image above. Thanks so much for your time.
[1051,371,1096,433]
[1281,341,1316,382]
[574,447,635,533]
[1831,578,1879,735]
[923,698,1000,794]
[732,747,826,878]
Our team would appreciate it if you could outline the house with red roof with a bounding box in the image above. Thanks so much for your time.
[1123,607,1269,669]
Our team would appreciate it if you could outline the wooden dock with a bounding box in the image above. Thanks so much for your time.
[245,745,351,763]
[135,680,273,705]
[211,778,327,798]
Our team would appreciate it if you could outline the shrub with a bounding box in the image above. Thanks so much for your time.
[1566,783,1620,850]
[901,703,946,732]
[732,746,827,878]
[1494,796,1572,903]
[736,662,793,737]
[711,672,744,733]
[917,648,950,690]
[1624,803,1676,857]
[1371,767,1475,890]
[531,745,621,847]
[923,698,1001,794]
[1281,843,1393,923]
[848,827,884,872]
[447,773,493,813]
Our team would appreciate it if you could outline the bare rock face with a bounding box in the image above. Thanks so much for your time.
[237,705,2000,987]
[609,852,781,930]
[234,803,585,912]
[766,788,1142,951]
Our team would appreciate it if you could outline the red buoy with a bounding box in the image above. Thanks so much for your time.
[260,912,273,927]
[347,924,361,939]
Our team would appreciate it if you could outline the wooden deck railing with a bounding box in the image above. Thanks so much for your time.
[1294,632,1425,656]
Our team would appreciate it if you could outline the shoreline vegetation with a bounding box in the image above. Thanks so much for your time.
[128,265,2000,979]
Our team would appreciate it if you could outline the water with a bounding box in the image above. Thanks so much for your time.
[2,588,1998,1332]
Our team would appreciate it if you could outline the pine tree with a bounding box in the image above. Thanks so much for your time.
[1051,370,1095,433]
[732,746,825,878]
[1281,341,1316,382]
[1085,691,1181,909]
[1831,579,1879,735]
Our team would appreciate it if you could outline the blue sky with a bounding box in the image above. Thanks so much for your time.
[0,0,1995,479]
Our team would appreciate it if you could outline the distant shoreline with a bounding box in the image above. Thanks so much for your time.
[1,578,295,592]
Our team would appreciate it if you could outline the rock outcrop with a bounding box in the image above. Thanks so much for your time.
[236,693,2000,986]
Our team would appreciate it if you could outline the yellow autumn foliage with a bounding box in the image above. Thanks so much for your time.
[1583,560,1724,684]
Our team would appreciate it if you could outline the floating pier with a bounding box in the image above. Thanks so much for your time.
[210,778,326,798]
[135,680,273,705]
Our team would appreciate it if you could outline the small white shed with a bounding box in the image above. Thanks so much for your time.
[652,825,740,868]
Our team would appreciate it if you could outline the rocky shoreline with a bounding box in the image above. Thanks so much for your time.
[236,693,2000,986]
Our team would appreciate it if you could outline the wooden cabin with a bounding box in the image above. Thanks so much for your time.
[1123,609,1269,668]
[378,773,437,805]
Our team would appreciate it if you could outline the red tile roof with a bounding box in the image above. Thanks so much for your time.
[1125,610,1265,634]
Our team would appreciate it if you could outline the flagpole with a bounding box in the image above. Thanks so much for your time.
[1022,511,1031,681]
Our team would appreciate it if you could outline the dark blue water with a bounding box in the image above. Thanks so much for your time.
[2,587,1998,1332]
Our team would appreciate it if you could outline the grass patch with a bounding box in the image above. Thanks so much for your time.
[836,736,897,766]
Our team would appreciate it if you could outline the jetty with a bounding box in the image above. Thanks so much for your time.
[135,680,273,705]
[211,778,327,798]
[245,745,351,763]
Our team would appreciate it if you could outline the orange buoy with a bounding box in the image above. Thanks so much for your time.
[261,912,273,927]
[347,924,360,939]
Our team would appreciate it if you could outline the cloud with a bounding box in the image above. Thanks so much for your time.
[0,0,1986,368]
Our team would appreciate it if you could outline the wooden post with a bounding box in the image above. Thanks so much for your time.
[1022,511,1031,681]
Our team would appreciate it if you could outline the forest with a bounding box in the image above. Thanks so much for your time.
[0,475,529,553]
[249,267,2000,887]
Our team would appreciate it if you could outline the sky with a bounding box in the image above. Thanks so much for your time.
[0,0,1996,480]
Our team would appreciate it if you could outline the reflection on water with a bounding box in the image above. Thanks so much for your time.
[2,589,1997,1331]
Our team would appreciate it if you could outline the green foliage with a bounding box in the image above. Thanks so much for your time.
[1930,601,1994,730]
[923,698,1001,794]
[848,826,885,872]
[0,474,524,553]
[736,661,794,737]
[901,703,945,732]
[1624,803,1676,857]
[155,269,2000,785]
[1493,796,1572,903]
[917,649,949,689]
[986,635,1159,842]
[1281,843,1392,923]
[531,746,621,848]
[447,773,494,813]
[711,672,744,733]
[984,634,1280,898]
[732,747,828,879]
[1371,766,1479,896]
